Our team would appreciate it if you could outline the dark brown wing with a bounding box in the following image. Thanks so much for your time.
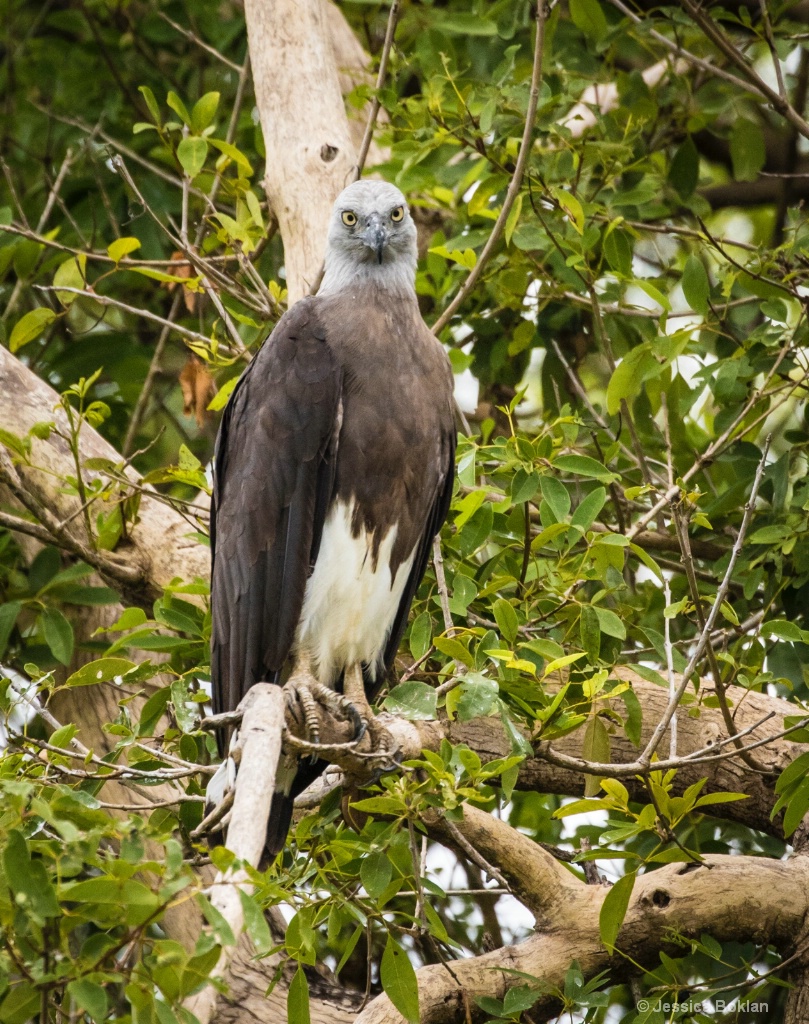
[210,298,342,719]
[285,421,456,813]
[375,423,457,695]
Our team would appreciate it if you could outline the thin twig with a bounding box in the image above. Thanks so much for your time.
[431,0,547,335]
[757,0,787,101]
[33,285,233,355]
[308,4,400,297]
[122,291,184,456]
[0,509,62,547]
[356,0,399,178]
[439,815,511,891]
[0,446,144,589]
[433,536,454,635]
[640,436,772,765]
[157,11,242,71]
[606,0,768,94]
[629,333,796,539]
[661,394,677,759]
[3,147,75,318]
[679,0,809,142]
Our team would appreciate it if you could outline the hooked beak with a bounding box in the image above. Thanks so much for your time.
[360,215,388,264]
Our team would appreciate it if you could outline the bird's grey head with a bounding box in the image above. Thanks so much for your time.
[319,180,418,297]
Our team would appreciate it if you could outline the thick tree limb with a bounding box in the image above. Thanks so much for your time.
[284,668,802,840]
[356,845,809,1024]
[0,343,208,606]
[245,0,357,301]
[184,685,285,1024]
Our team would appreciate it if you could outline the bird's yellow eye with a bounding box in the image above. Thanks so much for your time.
[390,206,404,222]
[341,210,357,226]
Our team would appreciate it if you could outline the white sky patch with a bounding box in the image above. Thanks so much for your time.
[0,666,40,751]
[454,364,480,415]
[423,841,537,944]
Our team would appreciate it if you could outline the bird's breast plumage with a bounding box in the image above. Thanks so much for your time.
[293,287,455,686]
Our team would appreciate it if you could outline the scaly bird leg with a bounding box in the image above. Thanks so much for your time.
[284,654,366,747]
[344,663,394,761]
[284,654,323,744]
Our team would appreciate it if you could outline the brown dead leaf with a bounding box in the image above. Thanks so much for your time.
[166,250,197,314]
[179,355,217,428]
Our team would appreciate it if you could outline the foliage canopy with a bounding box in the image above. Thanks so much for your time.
[1,1,808,1022]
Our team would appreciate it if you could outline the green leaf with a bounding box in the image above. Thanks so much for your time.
[693,791,749,807]
[776,751,809,794]
[783,776,809,836]
[409,611,432,660]
[191,91,220,133]
[0,600,21,659]
[197,892,236,945]
[571,487,606,531]
[762,620,803,642]
[177,136,208,178]
[581,714,610,796]
[209,138,254,175]
[9,307,57,352]
[682,255,710,315]
[0,985,40,1024]
[237,890,272,954]
[335,926,363,975]
[503,986,540,1015]
[128,266,201,285]
[65,657,136,687]
[631,280,669,314]
[434,635,474,667]
[554,454,619,483]
[605,344,656,415]
[62,877,159,923]
[493,597,519,644]
[54,253,87,306]
[580,605,601,662]
[167,90,191,125]
[599,871,636,950]
[3,829,60,921]
[382,681,437,720]
[505,192,523,246]
[139,84,162,123]
[137,685,171,737]
[668,136,699,199]
[730,118,765,181]
[380,934,420,1023]
[455,676,499,721]
[593,607,625,640]
[104,606,148,632]
[540,475,571,521]
[179,945,222,998]
[207,375,238,411]
[619,686,643,746]
[360,851,394,898]
[629,542,663,582]
[570,0,608,38]
[67,981,108,1022]
[287,966,310,1024]
[603,229,632,277]
[41,606,74,665]
[551,186,585,234]
[108,236,141,262]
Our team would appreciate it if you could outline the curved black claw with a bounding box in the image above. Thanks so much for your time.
[347,701,367,743]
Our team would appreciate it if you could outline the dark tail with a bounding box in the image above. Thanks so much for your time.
[264,791,295,859]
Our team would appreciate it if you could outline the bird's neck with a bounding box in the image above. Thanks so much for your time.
[318,254,418,300]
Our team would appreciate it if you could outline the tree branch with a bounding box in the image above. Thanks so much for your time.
[356,853,809,1024]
